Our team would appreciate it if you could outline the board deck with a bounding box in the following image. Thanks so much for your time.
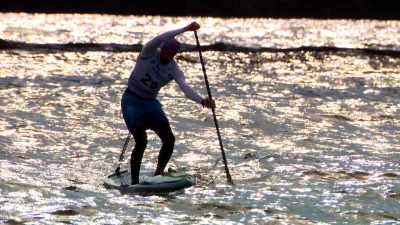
[103,170,195,194]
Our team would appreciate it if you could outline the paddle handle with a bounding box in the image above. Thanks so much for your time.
[194,30,234,185]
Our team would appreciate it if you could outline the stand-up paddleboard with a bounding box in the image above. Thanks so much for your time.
[103,170,195,194]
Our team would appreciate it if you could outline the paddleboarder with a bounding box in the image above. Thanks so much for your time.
[121,22,215,185]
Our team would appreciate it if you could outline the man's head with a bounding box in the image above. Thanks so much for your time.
[160,38,181,64]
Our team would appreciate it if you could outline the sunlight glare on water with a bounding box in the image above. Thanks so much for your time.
[0,13,399,224]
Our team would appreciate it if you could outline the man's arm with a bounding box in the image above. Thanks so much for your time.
[140,22,201,58]
[140,28,184,58]
[174,68,203,104]
[174,67,215,109]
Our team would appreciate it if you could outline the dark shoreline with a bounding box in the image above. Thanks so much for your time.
[2,39,400,58]
[1,0,400,20]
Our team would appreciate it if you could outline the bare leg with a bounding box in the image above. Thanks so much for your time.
[130,127,147,185]
[151,122,175,176]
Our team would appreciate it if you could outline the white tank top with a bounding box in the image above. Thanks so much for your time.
[127,28,203,103]
[128,50,176,99]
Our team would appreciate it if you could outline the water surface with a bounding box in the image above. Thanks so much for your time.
[0,13,399,224]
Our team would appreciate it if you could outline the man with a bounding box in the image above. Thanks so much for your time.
[121,22,215,185]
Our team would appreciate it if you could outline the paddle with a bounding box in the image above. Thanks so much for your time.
[194,30,234,185]
[115,132,131,174]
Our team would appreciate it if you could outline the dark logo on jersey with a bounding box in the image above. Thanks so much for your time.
[141,73,159,89]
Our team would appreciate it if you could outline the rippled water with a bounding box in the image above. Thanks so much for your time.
[0,13,399,224]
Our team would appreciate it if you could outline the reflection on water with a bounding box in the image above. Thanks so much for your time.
[0,13,399,224]
[1,13,400,50]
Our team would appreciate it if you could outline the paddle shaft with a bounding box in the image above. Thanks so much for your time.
[194,30,234,185]
[115,132,131,174]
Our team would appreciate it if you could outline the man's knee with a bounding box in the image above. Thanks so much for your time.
[163,132,175,147]
[132,129,148,149]
[135,136,148,149]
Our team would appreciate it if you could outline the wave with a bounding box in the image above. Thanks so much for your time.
[1,39,400,57]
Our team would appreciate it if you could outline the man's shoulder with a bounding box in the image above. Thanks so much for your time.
[139,50,158,60]
[169,59,179,69]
